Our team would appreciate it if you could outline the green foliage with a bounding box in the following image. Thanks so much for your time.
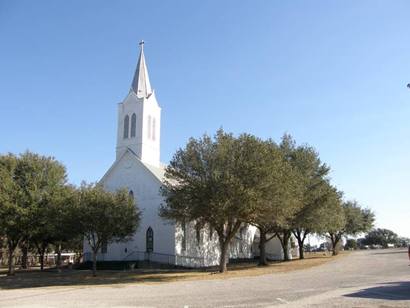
[363,228,399,248]
[251,137,302,228]
[397,237,410,247]
[79,183,141,250]
[343,201,375,235]
[0,152,77,273]
[78,183,141,276]
[279,134,334,259]
[246,136,302,264]
[344,238,358,250]
[325,199,374,255]
[161,130,281,272]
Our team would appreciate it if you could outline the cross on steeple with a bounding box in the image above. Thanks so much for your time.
[131,40,152,98]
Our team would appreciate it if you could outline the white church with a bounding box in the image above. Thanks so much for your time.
[83,42,293,267]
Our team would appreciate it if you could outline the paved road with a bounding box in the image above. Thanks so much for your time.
[1,249,409,307]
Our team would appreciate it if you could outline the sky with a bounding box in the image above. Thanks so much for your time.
[0,1,409,238]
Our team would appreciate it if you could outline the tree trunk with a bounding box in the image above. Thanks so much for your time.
[7,243,16,276]
[216,221,242,273]
[278,230,291,261]
[283,239,290,261]
[36,242,47,271]
[332,236,339,256]
[258,229,268,266]
[328,233,339,256]
[40,252,45,271]
[218,240,229,273]
[92,249,97,277]
[56,244,62,273]
[21,242,28,269]
[298,238,304,259]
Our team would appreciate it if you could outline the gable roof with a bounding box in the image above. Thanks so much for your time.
[100,148,166,185]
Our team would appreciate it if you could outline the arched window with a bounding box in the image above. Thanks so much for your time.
[181,222,187,252]
[131,113,136,138]
[239,226,247,253]
[240,226,247,240]
[146,227,153,253]
[147,115,151,139]
[101,240,108,254]
[152,117,156,141]
[123,115,129,139]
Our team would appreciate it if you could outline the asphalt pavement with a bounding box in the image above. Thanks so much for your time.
[0,248,409,307]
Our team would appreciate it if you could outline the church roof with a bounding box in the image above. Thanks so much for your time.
[100,148,166,186]
[142,160,166,182]
[131,41,152,99]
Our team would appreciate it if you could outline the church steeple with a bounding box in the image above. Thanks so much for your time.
[131,40,152,98]
[116,41,161,167]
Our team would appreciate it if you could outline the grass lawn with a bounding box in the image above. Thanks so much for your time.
[0,251,347,290]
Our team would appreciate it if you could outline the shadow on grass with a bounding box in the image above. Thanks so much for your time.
[344,281,410,301]
[0,254,336,290]
[0,269,198,290]
[0,261,285,289]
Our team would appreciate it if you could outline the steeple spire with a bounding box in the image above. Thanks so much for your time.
[131,40,152,98]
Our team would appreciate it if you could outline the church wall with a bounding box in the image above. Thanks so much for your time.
[83,151,176,262]
[140,93,161,166]
[229,224,258,259]
[252,234,299,261]
[265,237,286,260]
[175,222,220,267]
[174,223,258,268]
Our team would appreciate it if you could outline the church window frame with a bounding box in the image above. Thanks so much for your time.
[147,115,152,139]
[239,226,247,253]
[130,113,137,138]
[152,117,156,141]
[146,227,154,253]
[101,240,108,254]
[195,224,201,247]
[123,115,130,139]
[181,221,187,252]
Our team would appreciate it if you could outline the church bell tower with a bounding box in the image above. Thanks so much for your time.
[116,41,161,167]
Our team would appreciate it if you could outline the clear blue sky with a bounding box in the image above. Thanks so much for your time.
[1,1,409,238]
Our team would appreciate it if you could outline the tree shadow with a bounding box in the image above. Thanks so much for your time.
[345,281,410,301]
[0,269,198,290]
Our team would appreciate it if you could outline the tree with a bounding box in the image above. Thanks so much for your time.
[78,183,140,276]
[0,154,25,275]
[326,200,374,255]
[278,134,333,259]
[0,151,75,274]
[47,186,82,272]
[344,239,358,250]
[397,237,410,248]
[160,130,266,272]
[363,228,399,248]
[14,152,71,271]
[247,139,301,265]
